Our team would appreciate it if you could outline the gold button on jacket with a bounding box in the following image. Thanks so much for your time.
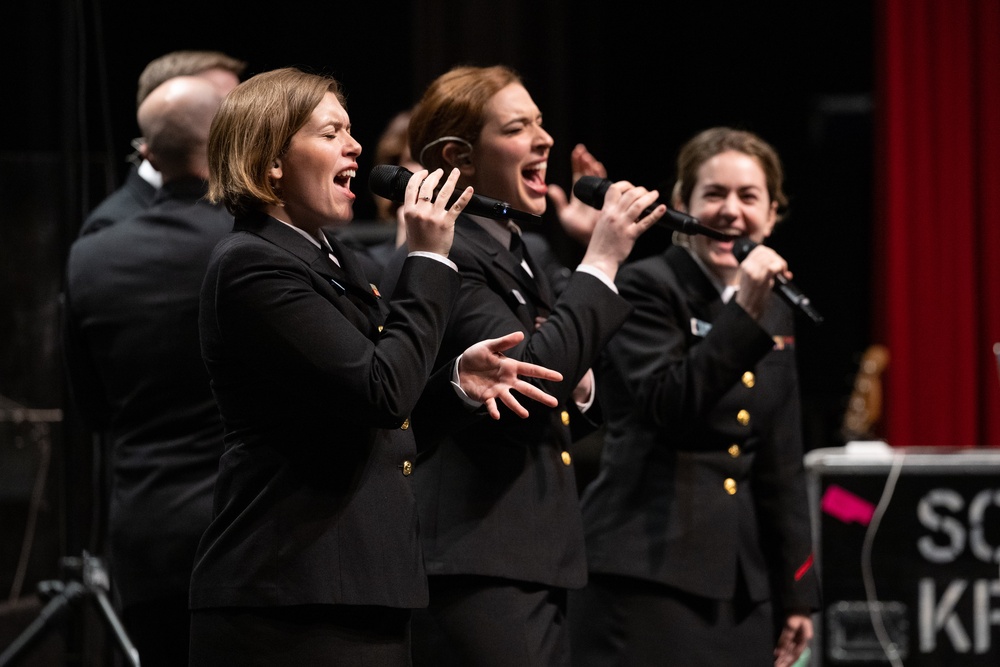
[400,418,410,430]
[741,371,755,388]
[401,460,413,476]
[560,451,572,466]
[728,444,741,458]
[736,409,750,426]
[560,410,570,426]
[724,478,737,495]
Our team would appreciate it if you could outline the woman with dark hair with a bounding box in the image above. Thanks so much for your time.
[571,127,820,667]
[187,66,563,666]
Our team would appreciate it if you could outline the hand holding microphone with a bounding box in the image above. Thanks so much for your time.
[731,241,793,322]
[370,164,542,225]
[573,175,823,325]
[398,167,473,257]
[733,237,824,324]
[574,176,733,241]
[578,180,666,281]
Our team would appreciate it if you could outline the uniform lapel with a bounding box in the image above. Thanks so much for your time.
[519,240,554,307]
[237,214,384,330]
[457,217,552,312]
[668,245,727,321]
[321,231,381,305]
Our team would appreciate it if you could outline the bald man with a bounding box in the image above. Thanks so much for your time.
[63,76,233,667]
[80,50,245,237]
[137,76,221,182]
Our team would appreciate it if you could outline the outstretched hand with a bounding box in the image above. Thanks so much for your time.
[457,331,563,420]
[548,143,607,245]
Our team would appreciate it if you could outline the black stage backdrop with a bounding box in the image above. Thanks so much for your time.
[2,0,874,627]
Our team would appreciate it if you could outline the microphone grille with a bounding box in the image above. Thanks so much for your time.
[731,237,757,263]
[368,164,413,202]
[572,176,612,209]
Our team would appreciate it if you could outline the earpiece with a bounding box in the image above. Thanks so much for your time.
[420,135,474,169]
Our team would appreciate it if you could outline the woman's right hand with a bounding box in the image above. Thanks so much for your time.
[735,244,790,320]
[402,167,473,257]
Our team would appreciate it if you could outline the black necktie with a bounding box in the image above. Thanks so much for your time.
[509,230,525,264]
[509,230,552,320]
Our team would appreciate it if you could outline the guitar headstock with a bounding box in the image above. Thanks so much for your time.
[841,344,890,442]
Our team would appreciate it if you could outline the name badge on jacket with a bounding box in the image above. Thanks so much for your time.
[690,318,712,337]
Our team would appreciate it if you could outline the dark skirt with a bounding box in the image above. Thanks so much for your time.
[568,573,775,667]
[189,604,412,667]
[412,574,570,667]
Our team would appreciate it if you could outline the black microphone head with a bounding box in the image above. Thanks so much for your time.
[731,237,757,263]
[369,164,414,203]
[573,176,612,209]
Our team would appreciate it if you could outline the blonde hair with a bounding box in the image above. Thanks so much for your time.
[207,67,346,217]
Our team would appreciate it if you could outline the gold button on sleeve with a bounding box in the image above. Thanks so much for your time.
[560,410,570,426]
[401,460,413,476]
[741,371,755,388]
[724,478,737,495]
[378,324,384,332]
[736,409,750,426]
[560,451,572,466]
[728,444,741,458]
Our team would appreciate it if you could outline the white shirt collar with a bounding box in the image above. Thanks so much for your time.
[272,218,340,265]
[137,159,162,188]
[682,245,738,304]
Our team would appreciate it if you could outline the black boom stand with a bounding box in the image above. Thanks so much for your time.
[0,552,140,667]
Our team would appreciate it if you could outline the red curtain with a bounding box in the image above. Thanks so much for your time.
[876,0,1000,447]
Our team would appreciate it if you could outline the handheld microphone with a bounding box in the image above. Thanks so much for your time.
[572,176,733,241]
[732,237,824,325]
[573,175,823,325]
[368,164,542,225]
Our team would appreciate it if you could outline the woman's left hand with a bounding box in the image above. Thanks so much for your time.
[457,331,562,419]
[548,143,607,245]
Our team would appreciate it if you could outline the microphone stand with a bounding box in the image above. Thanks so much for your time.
[0,400,140,667]
[0,552,140,667]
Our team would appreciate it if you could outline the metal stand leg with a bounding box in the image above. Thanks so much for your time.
[0,552,140,667]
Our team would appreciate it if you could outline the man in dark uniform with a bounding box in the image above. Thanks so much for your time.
[79,50,244,237]
[63,76,231,666]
